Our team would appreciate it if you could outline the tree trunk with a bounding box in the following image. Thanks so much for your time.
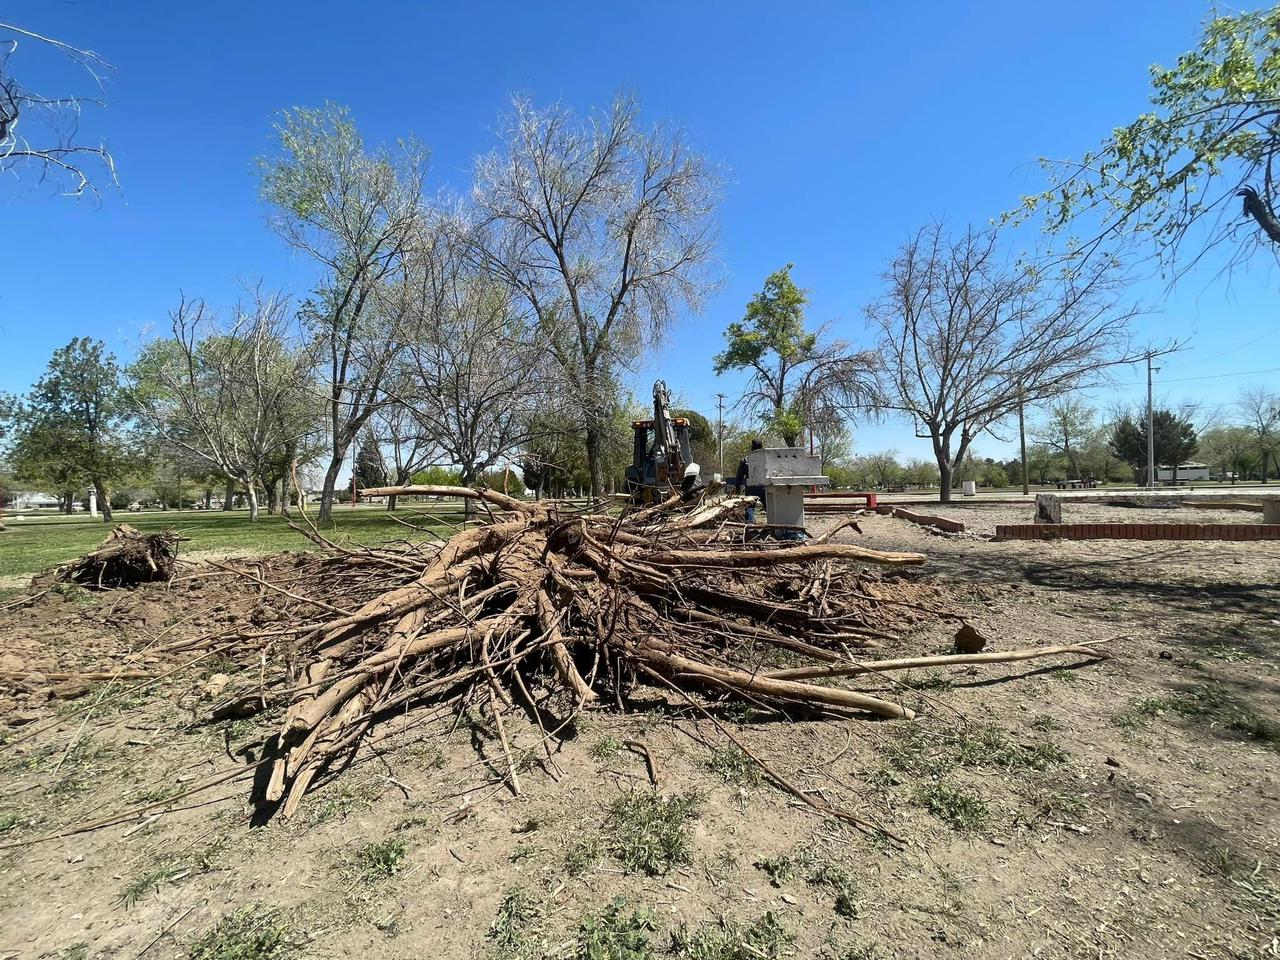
[584,421,605,499]
[387,493,398,511]
[318,457,343,525]
[280,479,292,518]
[266,482,279,515]
[223,479,235,511]
[246,482,260,521]
[204,487,213,509]
[95,481,114,523]
[938,461,954,503]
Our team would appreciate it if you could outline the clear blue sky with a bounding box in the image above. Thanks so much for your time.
[3,1,1275,466]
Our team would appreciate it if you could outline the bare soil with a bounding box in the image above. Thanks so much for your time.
[1,502,1277,960]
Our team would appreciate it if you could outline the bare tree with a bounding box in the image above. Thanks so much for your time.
[259,103,427,523]
[471,94,721,496]
[1238,386,1280,483]
[0,22,115,198]
[867,224,1155,501]
[395,221,550,498]
[368,400,438,511]
[131,293,319,521]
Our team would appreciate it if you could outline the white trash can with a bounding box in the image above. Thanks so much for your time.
[962,480,977,497]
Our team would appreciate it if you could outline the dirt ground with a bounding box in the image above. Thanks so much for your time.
[0,501,1277,960]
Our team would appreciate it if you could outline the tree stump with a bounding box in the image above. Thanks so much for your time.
[1035,494,1062,525]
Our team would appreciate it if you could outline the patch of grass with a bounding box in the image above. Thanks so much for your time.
[38,945,90,960]
[0,809,24,835]
[914,783,990,833]
[513,816,541,834]
[565,838,603,878]
[0,508,448,581]
[886,721,1066,777]
[352,836,408,882]
[590,736,625,761]
[606,791,702,876]
[188,904,296,960]
[301,777,383,826]
[705,746,761,786]
[670,912,794,960]
[898,674,953,692]
[574,898,657,960]
[488,888,544,957]
[1113,686,1280,751]
[117,837,228,908]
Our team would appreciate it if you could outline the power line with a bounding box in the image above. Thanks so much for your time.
[1157,365,1280,385]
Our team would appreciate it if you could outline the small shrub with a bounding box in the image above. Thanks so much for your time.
[606,791,702,876]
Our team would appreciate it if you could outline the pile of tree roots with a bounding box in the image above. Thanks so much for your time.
[153,486,1108,820]
[52,524,181,589]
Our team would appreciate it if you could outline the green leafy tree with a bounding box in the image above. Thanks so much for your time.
[260,102,427,524]
[353,431,388,491]
[1034,399,1095,479]
[1200,424,1258,483]
[1018,6,1280,270]
[1238,386,1280,481]
[10,338,133,521]
[715,265,874,446]
[1109,409,1199,483]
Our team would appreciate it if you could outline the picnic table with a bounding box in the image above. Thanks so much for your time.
[1055,479,1099,490]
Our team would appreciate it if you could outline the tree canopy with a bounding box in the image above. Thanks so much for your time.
[715,265,874,446]
[1018,6,1280,271]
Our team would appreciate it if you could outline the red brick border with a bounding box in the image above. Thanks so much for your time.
[994,523,1280,541]
[893,507,966,533]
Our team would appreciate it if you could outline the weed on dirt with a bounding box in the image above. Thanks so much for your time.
[187,904,297,960]
[606,792,702,876]
[669,911,793,959]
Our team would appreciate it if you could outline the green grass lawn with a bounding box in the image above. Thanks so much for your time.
[0,506,462,583]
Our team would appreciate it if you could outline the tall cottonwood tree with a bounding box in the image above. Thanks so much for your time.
[397,227,549,494]
[715,265,875,446]
[867,224,1152,501]
[471,94,721,497]
[260,103,427,523]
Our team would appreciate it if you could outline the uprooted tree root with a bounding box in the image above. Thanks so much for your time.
[50,523,181,589]
[140,485,1106,827]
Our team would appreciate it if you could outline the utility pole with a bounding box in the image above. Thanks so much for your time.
[715,393,725,477]
[1146,355,1156,489]
[1017,382,1029,496]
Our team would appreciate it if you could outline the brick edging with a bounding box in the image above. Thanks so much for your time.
[994,523,1280,541]
[892,507,966,533]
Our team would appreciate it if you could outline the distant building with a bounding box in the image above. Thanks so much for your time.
[1156,462,1210,482]
[6,491,62,509]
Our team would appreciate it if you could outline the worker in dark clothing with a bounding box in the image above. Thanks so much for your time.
[731,438,765,523]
